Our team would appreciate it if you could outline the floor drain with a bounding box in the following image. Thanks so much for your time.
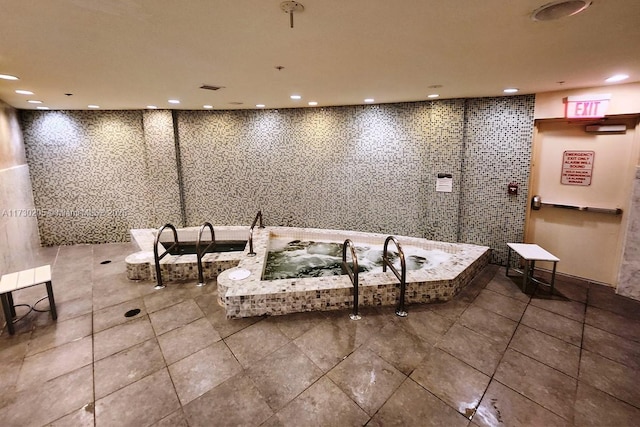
[124,308,141,318]
[100,260,112,265]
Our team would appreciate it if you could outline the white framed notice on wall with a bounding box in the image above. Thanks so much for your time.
[561,150,594,186]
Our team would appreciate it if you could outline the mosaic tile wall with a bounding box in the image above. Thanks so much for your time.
[142,110,183,227]
[459,96,536,263]
[20,96,535,260]
[21,111,155,244]
[177,100,466,242]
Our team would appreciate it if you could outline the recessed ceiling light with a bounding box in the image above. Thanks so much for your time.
[427,94,439,98]
[203,105,213,109]
[27,100,43,104]
[0,74,19,80]
[36,106,49,110]
[88,105,100,109]
[503,88,519,94]
[256,104,266,108]
[15,90,34,95]
[308,101,318,106]
[605,74,629,83]
[146,105,158,109]
[168,99,180,104]
[290,95,302,100]
[364,98,375,103]
[531,1,592,21]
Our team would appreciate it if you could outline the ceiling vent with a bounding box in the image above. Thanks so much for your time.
[200,85,224,91]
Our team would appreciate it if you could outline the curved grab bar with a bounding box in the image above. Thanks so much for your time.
[383,236,408,317]
[153,223,178,290]
[342,239,361,320]
[196,222,216,287]
[247,210,264,256]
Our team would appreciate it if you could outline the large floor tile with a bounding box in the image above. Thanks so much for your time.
[328,307,389,346]
[267,310,329,340]
[394,306,454,345]
[529,296,586,322]
[157,317,221,365]
[54,295,94,322]
[574,381,640,427]
[582,324,640,370]
[474,380,571,427]
[328,347,406,415]
[93,315,155,361]
[246,342,323,411]
[520,304,583,346]
[484,269,531,303]
[436,323,505,375]
[50,404,95,427]
[148,299,205,335]
[95,368,180,427]
[509,324,580,377]
[294,321,360,372]
[472,289,527,321]
[16,335,92,391]
[225,320,290,368]
[369,378,469,427]
[0,365,93,427]
[585,305,640,343]
[494,349,577,421]
[365,321,431,375]
[410,345,490,418]
[206,307,263,338]
[93,297,147,333]
[579,349,640,408]
[275,376,369,427]
[459,304,517,348]
[26,313,92,357]
[183,373,273,427]
[168,341,242,406]
[588,285,640,322]
[94,338,165,399]
[151,409,189,427]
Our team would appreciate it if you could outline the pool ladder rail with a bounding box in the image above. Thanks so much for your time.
[153,223,178,290]
[342,236,409,320]
[247,210,265,257]
[195,222,215,287]
[342,239,361,320]
[153,222,217,289]
[383,236,408,317]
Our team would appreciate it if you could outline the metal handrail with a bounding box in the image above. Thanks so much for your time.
[247,210,265,256]
[196,222,216,287]
[342,239,361,320]
[531,195,622,215]
[383,236,408,317]
[153,223,178,290]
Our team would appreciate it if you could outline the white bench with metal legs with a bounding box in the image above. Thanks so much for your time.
[0,265,57,335]
[506,243,560,294]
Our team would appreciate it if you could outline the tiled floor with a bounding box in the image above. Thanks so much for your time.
[1,243,640,426]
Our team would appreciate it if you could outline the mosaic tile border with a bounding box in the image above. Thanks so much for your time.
[125,226,249,282]
[217,226,490,318]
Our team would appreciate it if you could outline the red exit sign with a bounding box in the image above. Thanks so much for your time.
[564,94,611,119]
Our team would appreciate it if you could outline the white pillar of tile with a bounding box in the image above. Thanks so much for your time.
[618,166,640,301]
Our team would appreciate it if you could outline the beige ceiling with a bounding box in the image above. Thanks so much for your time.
[0,0,638,111]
